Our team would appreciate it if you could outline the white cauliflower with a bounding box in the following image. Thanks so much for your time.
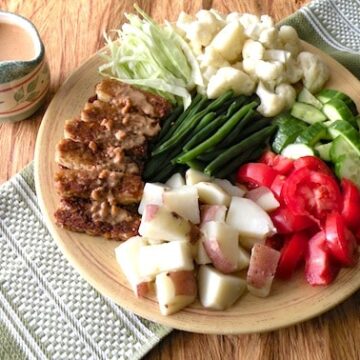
[255,60,284,82]
[283,58,303,84]
[278,25,301,56]
[275,83,296,109]
[258,27,278,48]
[242,39,265,60]
[242,58,259,80]
[199,46,229,68]
[207,67,256,98]
[210,21,246,62]
[297,51,330,93]
[256,81,286,117]
[264,49,291,63]
[239,13,260,28]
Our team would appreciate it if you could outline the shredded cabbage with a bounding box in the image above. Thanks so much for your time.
[99,5,203,108]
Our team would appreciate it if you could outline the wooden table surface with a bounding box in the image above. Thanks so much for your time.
[1,0,360,359]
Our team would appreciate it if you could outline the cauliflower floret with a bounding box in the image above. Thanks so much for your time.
[209,9,226,22]
[275,83,296,109]
[186,21,215,47]
[207,67,256,98]
[297,51,330,93]
[176,11,194,34]
[255,60,284,82]
[199,46,229,68]
[210,21,246,62]
[242,39,265,60]
[278,25,301,56]
[225,12,242,24]
[232,62,243,71]
[283,58,303,84]
[201,65,219,85]
[258,27,278,48]
[264,49,291,63]
[242,58,259,80]
[239,13,260,29]
[196,9,224,32]
[256,81,286,117]
[260,15,274,28]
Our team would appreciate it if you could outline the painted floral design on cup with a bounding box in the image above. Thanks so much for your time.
[0,11,50,123]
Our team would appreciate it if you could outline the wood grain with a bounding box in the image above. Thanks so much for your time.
[2,0,360,359]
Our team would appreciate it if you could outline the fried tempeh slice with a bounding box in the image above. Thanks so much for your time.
[55,168,143,205]
[54,198,141,241]
[95,79,171,119]
[55,139,142,173]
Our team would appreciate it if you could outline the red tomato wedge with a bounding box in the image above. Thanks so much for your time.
[325,212,358,267]
[259,151,294,175]
[341,178,360,234]
[281,167,341,223]
[270,206,315,234]
[293,156,333,177]
[277,232,308,279]
[270,174,286,199]
[305,231,340,286]
[236,163,278,188]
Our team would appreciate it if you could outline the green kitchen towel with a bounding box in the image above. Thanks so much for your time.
[281,0,360,78]
[0,164,171,360]
[1,1,360,359]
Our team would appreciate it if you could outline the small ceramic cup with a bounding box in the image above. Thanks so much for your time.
[0,11,50,123]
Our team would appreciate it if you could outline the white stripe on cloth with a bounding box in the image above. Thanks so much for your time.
[301,6,359,54]
[0,219,108,360]
[0,290,47,360]
[13,175,156,343]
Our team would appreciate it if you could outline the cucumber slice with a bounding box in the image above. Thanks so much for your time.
[272,115,308,153]
[334,155,360,188]
[355,114,360,130]
[315,142,332,161]
[291,102,327,124]
[329,120,360,156]
[330,135,353,162]
[322,98,357,129]
[297,88,323,109]
[281,143,315,159]
[295,122,330,147]
[316,88,357,115]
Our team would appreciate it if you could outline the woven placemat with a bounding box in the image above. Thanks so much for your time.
[0,164,171,360]
[1,0,360,358]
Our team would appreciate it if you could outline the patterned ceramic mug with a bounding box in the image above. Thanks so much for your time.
[0,11,50,123]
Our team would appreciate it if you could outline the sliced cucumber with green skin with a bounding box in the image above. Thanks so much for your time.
[334,155,360,188]
[281,143,315,159]
[322,98,358,129]
[355,114,360,130]
[295,122,330,147]
[272,115,308,153]
[291,102,327,124]
[315,142,332,161]
[329,120,360,156]
[316,88,358,115]
[330,135,353,162]
[297,88,323,109]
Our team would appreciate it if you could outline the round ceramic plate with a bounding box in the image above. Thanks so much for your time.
[34,42,360,334]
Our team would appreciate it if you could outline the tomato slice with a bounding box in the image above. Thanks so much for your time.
[325,212,358,267]
[259,151,294,175]
[276,231,308,279]
[270,174,286,200]
[293,156,333,177]
[305,230,340,286]
[236,163,278,188]
[341,178,360,233]
[281,167,341,223]
[270,206,315,234]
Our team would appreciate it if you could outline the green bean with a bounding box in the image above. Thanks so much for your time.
[224,96,247,117]
[185,159,206,172]
[150,162,175,182]
[192,112,217,137]
[152,90,234,156]
[204,125,277,176]
[197,149,223,162]
[219,109,258,148]
[155,105,183,143]
[214,146,265,178]
[235,118,270,142]
[176,101,258,164]
[183,114,226,151]
[155,94,204,147]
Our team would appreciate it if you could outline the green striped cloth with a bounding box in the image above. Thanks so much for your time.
[1,1,359,359]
